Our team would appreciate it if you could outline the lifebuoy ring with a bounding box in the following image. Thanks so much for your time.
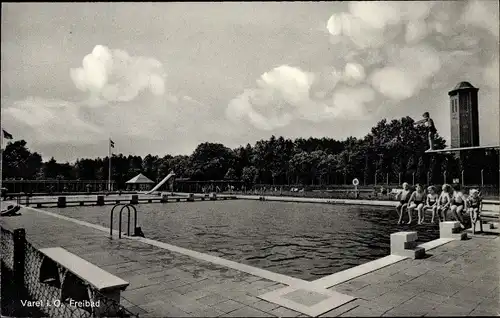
[352,178,359,186]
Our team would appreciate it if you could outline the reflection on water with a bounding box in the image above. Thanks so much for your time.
[49,200,439,281]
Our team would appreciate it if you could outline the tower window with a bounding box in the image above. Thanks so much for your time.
[452,99,457,113]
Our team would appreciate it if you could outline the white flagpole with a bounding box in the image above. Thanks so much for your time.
[108,139,112,191]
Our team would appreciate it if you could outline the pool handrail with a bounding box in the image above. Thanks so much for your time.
[110,203,138,239]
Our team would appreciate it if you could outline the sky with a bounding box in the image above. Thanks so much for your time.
[1,1,499,162]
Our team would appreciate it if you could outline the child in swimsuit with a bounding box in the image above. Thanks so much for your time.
[408,184,426,224]
[467,189,483,234]
[450,184,467,228]
[414,112,437,151]
[437,184,452,221]
[425,186,439,223]
[396,182,411,224]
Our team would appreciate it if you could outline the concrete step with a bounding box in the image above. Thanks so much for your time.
[451,227,463,234]
[449,232,468,240]
[398,247,426,259]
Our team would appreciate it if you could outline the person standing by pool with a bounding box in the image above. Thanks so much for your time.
[450,184,467,228]
[414,112,437,151]
[395,182,411,224]
[425,186,439,223]
[407,184,426,225]
[437,184,452,221]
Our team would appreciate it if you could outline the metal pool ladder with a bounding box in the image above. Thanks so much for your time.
[109,203,145,239]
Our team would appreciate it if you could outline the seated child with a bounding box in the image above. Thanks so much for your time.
[395,182,412,224]
[467,189,483,234]
[407,184,426,225]
[450,184,467,228]
[424,185,439,223]
[437,184,452,221]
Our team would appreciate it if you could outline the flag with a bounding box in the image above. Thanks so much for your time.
[110,139,115,148]
[2,129,13,140]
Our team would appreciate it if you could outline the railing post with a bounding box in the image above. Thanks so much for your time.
[427,171,430,185]
[97,195,105,206]
[57,196,66,208]
[13,228,26,295]
[386,173,389,185]
[461,170,465,187]
[412,172,415,185]
[481,169,484,187]
[443,170,447,184]
[398,172,401,186]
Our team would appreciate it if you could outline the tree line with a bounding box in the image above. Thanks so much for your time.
[2,117,498,189]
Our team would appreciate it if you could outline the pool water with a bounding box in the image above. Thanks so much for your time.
[47,200,439,281]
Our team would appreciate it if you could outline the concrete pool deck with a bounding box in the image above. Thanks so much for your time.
[1,204,499,317]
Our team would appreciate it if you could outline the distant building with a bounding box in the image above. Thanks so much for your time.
[448,81,480,148]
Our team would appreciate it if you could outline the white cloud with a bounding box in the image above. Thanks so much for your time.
[3,97,103,143]
[483,56,499,89]
[166,94,179,104]
[327,13,388,49]
[327,2,434,50]
[370,67,417,101]
[226,65,319,130]
[370,44,442,100]
[182,95,204,106]
[342,62,366,85]
[226,65,376,130]
[461,0,499,39]
[257,65,315,105]
[329,85,375,118]
[70,45,166,106]
[405,19,428,44]
[348,2,402,29]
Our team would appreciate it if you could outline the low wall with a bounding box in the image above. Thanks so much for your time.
[0,225,137,318]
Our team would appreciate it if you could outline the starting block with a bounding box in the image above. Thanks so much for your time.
[390,231,426,259]
[439,221,467,240]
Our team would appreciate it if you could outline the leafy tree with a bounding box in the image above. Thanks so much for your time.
[5,115,499,190]
[2,140,43,179]
[415,156,426,184]
[224,168,237,180]
[241,166,258,184]
[190,143,234,180]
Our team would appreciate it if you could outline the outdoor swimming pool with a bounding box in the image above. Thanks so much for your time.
[47,200,439,281]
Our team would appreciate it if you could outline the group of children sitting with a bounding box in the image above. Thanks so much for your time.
[395,182,482,231]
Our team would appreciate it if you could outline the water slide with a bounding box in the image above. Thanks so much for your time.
[146,172,176,194]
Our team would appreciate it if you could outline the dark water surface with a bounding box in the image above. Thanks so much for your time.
[47,200,439,281]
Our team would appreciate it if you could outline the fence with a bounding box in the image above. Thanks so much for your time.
[239,183,499,200]
[2,180,115,194]
[294,169,499,188]
[0,226,138,318]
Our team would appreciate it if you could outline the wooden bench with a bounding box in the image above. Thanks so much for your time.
[39,247,129,316]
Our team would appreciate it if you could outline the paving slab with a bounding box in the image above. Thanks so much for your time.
[426,302,475,316]
[381,295,442,316]
[269,306,302,317]
[318,299,366,317]
[251,299,281,312]
[139,300,191,317]
[221,306,275,317]
[339,304,387,317]
[211,299,247,313]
